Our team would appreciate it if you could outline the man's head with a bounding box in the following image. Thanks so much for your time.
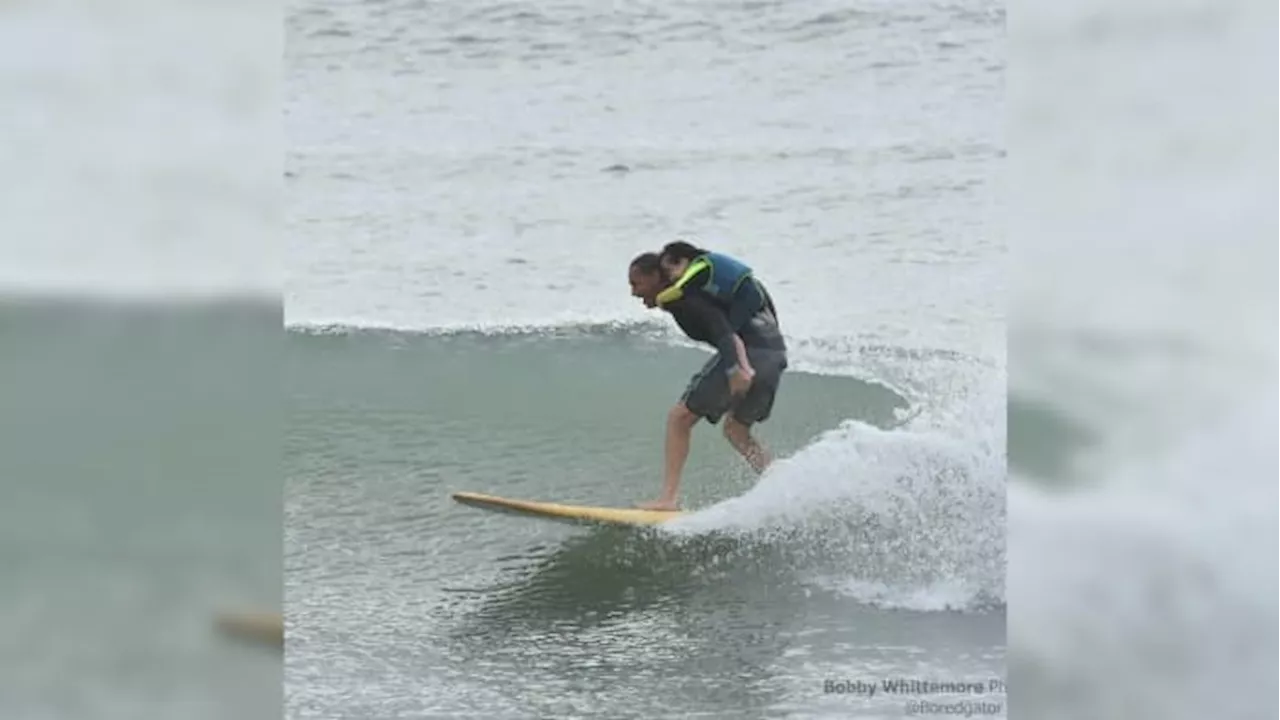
[628,252,665,308]
[658,240,706,279]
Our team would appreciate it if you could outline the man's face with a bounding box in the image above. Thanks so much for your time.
[628,266,663,308]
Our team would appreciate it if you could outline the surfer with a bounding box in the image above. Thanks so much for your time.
[628,251,788,511]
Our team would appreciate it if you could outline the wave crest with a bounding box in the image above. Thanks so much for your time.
[666,420,1006,612]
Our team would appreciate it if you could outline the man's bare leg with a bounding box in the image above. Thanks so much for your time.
[722,416,772,474]
[638,404,699,510]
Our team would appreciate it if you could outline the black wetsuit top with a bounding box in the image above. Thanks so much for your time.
[663,290,786,361]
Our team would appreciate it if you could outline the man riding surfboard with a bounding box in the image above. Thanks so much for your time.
[627,249,788,511]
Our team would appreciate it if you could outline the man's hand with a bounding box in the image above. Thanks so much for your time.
[728,364,755,396]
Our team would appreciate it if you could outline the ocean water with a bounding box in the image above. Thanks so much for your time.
[285,0,1006,718]
[0,298,281,719]
[1,2,283,719]
[286,329,1005,719]
[1007,0,1277,717]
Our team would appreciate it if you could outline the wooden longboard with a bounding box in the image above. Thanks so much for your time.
[451,491,683,527]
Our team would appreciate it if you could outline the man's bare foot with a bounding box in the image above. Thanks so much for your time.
[636,499,679,511]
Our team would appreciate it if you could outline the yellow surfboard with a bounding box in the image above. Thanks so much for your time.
[451,491,683,527]
[213,609,282,649]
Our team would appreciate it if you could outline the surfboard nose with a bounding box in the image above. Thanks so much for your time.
[214,609,282,649]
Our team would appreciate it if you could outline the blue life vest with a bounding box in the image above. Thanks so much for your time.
[656,252,754,307]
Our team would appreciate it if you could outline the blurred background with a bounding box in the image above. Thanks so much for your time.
[0,1,281,719]
[1007,0,1277,717]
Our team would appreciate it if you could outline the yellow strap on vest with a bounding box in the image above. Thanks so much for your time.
[656,257,711,306]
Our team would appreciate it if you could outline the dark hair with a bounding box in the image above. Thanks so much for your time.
[629,251,662,274]
[659,240,707,264]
